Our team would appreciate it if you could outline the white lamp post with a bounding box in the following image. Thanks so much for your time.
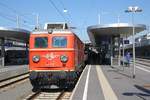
[125,6,142,78]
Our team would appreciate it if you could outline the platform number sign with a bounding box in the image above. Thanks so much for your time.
[120,38,129,44]
[124,40,129,44]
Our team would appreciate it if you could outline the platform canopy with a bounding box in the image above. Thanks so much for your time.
[0,27,30,43]
[87,23,146,46]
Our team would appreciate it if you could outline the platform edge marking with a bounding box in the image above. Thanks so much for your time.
[69,65,89,100]
[82,65,91,100]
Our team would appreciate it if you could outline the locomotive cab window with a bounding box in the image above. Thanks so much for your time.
[52,36,67,48]
[34,37,48,48]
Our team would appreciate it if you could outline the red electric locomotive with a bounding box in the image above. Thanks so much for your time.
[29,23,85,89]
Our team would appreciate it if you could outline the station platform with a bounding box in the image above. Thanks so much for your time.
[0,65,29,81]
[70,65,150,100]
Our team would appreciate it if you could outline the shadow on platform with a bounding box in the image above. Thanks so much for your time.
[123,85,150,99]
[107,66,133,78]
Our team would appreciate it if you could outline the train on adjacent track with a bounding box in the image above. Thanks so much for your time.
[29,23,86,89]
[5,46,28,65]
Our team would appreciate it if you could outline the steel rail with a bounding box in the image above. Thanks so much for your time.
[0,73,29,89]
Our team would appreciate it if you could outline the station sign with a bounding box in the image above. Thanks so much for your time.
[4,42,13,47]
[124,40,129,44]
[120,38,129,44]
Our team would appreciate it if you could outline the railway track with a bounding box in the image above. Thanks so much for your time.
[135,58,150,67]
[136,58,150,63]
[24,89,72,100]
[0,73,29,89]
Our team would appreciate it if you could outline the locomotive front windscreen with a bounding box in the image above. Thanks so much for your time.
[34,37,48,48]
[52,36,67,48]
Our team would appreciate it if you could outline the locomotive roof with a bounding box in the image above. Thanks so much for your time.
[32,29,74,34]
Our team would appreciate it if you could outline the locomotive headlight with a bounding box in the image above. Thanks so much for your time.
[60,55,68,63]
[32,55,40,62]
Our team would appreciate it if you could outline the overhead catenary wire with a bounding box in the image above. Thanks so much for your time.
[58,0,74,25]
[57,0,83,38]
[58,0,66,9]
[0,1,38,29]
[48,0,87,42]
[0,2,33,23]
[48,0,71,23]
[0,11,16,22]
[0,11,33,29]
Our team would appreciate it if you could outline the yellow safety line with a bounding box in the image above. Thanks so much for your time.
[96,65,118,100]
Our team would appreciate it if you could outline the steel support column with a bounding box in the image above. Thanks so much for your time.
[118,35,121,66]
[123,36,125,67]
[1,38,5,67]
[110,36,113,66]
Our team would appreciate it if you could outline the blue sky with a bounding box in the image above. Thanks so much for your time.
[0,0,149,41]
